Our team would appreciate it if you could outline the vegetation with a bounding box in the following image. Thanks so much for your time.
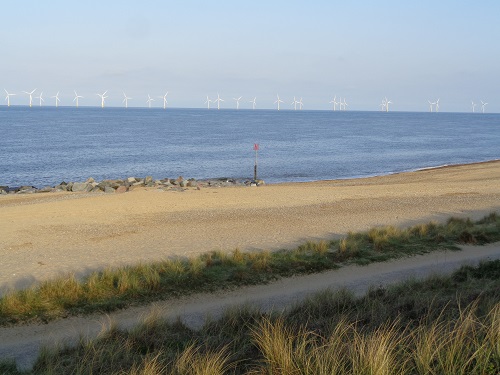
[2,259,500,374]
[1,212,499,326]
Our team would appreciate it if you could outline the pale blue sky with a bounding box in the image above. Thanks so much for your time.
[1,1,499,111]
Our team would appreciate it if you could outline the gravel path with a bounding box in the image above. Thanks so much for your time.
[1,243,499,371]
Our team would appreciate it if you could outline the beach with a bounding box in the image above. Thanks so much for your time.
[1,161,500,293]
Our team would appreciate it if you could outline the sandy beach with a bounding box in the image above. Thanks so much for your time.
[1,161,500,293]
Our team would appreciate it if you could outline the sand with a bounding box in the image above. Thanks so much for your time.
[1,161,500,293]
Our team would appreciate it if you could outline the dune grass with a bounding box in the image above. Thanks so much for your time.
[1,212,499,326]
[3,259,499,374]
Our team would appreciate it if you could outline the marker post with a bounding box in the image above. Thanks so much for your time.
[253,143,259,181]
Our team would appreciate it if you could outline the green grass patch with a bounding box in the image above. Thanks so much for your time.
[1,212,499,326]
[3,260,499,374]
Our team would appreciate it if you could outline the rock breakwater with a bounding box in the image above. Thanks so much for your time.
[0,176,265,195]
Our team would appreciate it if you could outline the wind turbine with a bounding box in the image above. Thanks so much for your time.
[342,98,347,111]
[4,90,16,107]
[35,92,44,107]
[204,95,212,109]
[383,97,392,112]
[428,100,434,112]
[51,92,60,108]
[158,92,168,109]
[435,98,440,112]
[74,91,83,108]
[123,93,132,108]
[23,89,37,107]
[292,96,298,110]
[329,96,338,111]
[481,100,488,113]
[298,97,304,110]
[249,97,256,110]
[233,96,242,109]
[96,91,108,108]
[471,101,476,113]
[274,94,284,111]
[146,94,155,108]
[214,93,224,110]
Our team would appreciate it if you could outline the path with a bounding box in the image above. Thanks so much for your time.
[1,243,499,371]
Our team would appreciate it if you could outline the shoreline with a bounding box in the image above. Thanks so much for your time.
[2,158,500,194]
[1,159,499,293]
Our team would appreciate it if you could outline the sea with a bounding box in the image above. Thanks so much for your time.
[1,106,499,188]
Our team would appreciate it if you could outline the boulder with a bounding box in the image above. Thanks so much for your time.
[71,182,90,192]
[104,186,115,194]
[115,186,128,194]
[38,186,54,193]
[179,180,188,187]
[187,179,198,187]
[144,176,154,185]
[127,177,137,183]
[0,190,7,195]
[85,177,95,184]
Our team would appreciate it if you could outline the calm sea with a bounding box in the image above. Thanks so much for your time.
[1,106,499,187]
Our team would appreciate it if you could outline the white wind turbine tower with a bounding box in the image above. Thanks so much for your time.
[36,92,44,107]
[204,95,212,109]
[274,94,284,110]
[123,93,131,108]
[146,94,155,108]
[4,90,16,107]
[428,100,434,112]
[51,92,61,108]
[471,101,476,113]
[383,97,392,112]
[96,91,108,108]
[298,97,304,110]
[214,93,224,110]
[23,89,37,107]
[292,96,298,110]
[74,91,83,108]
[342,98,347,111]
[329,96,338,111]
[233,96,242,109]
[435,98,440,112]
[481,100,488,113]
[158,92,168,109]
[249,97,256,110]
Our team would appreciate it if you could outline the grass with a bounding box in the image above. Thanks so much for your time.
[2,259,499,374]
[1,212,499,326]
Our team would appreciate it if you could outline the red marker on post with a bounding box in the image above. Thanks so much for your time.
[253,143,259,181]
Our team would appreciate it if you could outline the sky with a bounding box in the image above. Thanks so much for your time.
[1,0,499,112]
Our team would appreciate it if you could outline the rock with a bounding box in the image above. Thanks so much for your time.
[71,182,90,192]
[38,186,53,193]
[17,188,36,194]
[85,177,95,184]
[66,182,74,191]
[91,186,103,193]
[0,186,8,192]
[144,176,154,185]
[255,179,265,186]
[115,186,128,194]
[104,186,115,194]
[179,180,188,187]
[0,190,7,195]
[187,179,198,187]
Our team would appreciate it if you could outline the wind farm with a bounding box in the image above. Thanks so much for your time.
[0,88,494,112]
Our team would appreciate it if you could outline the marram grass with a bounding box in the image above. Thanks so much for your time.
[3,260,499,375]
[1,212,499,325]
